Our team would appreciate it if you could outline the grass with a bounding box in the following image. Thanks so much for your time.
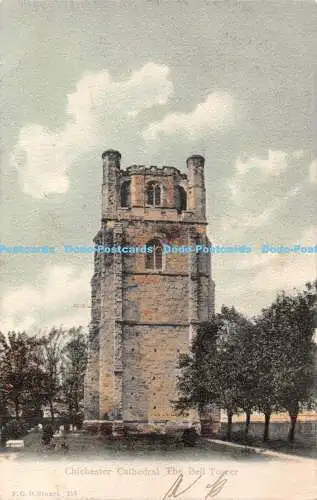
[219,431,317,458]
[0,430,277,462]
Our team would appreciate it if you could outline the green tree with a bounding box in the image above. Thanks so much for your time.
[255,281,316,442]
[175,314,243,440]
[0,331,46,420]
[254,307,284,442]
[60,327,88,428]
[273,283,315,442]
[214,313,239,439]
[220,307,259,438]
[174,320,221,418]
[41,327,65,423]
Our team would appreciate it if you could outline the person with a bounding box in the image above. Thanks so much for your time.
[60,424,69,450]
[60,436,69,451]
[42,423,54,446]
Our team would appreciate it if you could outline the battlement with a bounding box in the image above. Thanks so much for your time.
[101,150,206,221]
[125,164,187,179]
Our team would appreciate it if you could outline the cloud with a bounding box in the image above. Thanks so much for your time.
[249,226,317,292]
[308,159,317,184]
[221,149,306,236]
[227,150,291,207]
[213,226,316,317]
[220,150,314,246]
[234,150,290,178]
[250,252,316,293]
[142,91,234,141]
[11,63,173,199]
[0,264,91,332]
[222,182,302,233]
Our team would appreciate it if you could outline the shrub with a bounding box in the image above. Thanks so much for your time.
[2,419,28,440]
[182,427,198,447]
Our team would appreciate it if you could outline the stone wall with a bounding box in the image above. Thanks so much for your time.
[220,420,317,446]
[122,324,190,421]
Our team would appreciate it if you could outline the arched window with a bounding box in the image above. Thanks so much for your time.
[176,186,187,212]
[120,181,131,207]
[145,238,163,271]
[146,182,161,207]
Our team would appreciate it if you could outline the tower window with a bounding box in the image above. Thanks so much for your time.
[176,186,187,212]
[145,238,163,271]
[120,181,131,207]
[146,182,161,207]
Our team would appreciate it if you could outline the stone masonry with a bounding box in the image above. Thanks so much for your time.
[84,150,216,431]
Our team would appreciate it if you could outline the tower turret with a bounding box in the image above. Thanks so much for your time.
[102,149,121,218]
[186,154,206,219]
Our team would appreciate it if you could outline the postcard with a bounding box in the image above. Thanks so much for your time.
[0,1,316,499]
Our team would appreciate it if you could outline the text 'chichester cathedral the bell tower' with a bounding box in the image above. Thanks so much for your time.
[84,150,215,432]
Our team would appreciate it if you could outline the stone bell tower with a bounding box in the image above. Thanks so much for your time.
[84,150,216,432]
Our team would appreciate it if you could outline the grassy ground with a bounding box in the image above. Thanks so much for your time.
[0,430,276,462]
[219,432,317,459]
[3,428,315,460]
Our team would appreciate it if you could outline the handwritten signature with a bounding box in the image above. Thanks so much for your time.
[162,471,228,499]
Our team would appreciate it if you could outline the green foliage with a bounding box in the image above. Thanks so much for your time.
[0,327,88,427]
[40,327,65,421]
[175,281,317,443]
[255,281,317,441]
[0,331,47,419]
[1,419,28,440]
[60,327,88,424]
[174,321,220,415]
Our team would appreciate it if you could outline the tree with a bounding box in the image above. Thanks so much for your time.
[254,307,284,441]
[175,320,220,417]
[255,281,317,442]
[176,312,256,440]
[220,307,259,439]
[40,328,65,423]
[60,327,88,428]
[275,283,315,442]
[0,331,46,420]
[0,385,11,446]
[213,313,239,440]
[175,314,248,440]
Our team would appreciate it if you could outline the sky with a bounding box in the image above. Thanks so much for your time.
[0,0,316,334]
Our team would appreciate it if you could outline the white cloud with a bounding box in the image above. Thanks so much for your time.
[249,226,317,292]
[308,159,317,184]
[0,264,91,332]
[11,63,173,199]
[228,226,316,271]
[213,226,316,316]
[222,183,302,233]
[223,150,305,235]
[250,252,316,293]
[233,150,307,184]
[142,91,234,141]
[235,150,289,178]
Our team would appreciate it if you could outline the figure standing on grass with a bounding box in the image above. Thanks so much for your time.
[42,423,54,446]
[60,425,69,451]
